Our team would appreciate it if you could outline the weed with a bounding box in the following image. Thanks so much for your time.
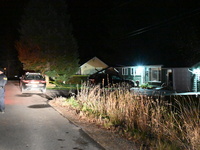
[60,84,200,150]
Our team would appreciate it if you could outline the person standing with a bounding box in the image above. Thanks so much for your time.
[0,68,7,113]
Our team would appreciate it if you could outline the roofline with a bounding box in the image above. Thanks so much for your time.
[162,67,190,69]
[116,65,163,68]
[80,56,108,67]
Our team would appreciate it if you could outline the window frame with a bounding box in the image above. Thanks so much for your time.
[122,68,128,75]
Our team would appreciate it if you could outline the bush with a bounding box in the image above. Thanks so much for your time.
[140,83,153,89]
[66,75,89,84]
[47,75,88,89]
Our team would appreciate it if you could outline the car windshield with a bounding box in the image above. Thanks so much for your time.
[25,75,44,80]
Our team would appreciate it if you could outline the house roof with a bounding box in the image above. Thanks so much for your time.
[119,58,199,68]
[191,62,200,68]
[79,55,200,69]
[162,59,200,68]
[80,56,108,68]
[115,65,163,68]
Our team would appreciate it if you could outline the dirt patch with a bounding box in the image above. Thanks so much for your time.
[48,99,138,150]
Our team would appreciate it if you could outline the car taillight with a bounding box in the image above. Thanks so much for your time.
[40,81,46,83]
[22,80,29,83]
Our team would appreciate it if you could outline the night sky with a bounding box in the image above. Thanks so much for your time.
[1,0,200,68]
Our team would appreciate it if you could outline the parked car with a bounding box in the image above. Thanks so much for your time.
[88,67,135,88]
[20,72,46,93]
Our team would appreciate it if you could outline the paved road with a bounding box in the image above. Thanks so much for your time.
[0,81,104,150]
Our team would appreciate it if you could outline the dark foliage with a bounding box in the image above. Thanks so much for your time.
[16,0,79,82]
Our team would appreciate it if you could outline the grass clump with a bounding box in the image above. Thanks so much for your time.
[61,84,200,150]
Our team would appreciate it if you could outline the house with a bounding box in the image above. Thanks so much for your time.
[161,61,200,92]
[161,67,192,92]
[116,65,193,92]
[116,65,162,87]
[77,57,108,75]
[78,56,200,93]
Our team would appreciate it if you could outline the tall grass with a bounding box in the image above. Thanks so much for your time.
[67,84,200,149]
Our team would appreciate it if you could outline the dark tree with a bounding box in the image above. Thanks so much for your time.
[176,16,200,66]
[16,0,79,83]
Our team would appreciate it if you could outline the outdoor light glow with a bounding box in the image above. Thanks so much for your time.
[136,66,144,75]
[193,68,200,74]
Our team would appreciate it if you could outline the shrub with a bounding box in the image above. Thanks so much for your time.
[140,83,153,89]
[66,75,88,84]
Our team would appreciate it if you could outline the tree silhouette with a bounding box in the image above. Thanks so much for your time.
[16,0,79,84]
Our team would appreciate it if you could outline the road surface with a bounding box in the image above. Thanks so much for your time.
[0,81,104,150]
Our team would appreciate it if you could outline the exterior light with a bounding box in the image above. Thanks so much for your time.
[193,68,200,74]
[136,66,144,75]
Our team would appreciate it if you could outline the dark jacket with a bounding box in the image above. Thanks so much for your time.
[0,74,7,87]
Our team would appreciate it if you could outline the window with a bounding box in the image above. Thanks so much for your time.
[25,75,44,80]
[150,68,160,81]
[130,68,134,75]
[122,68,128,75]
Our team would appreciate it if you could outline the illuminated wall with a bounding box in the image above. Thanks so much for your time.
[79,57,108,75]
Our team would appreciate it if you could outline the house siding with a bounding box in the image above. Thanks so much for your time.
[172,68,192,92]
